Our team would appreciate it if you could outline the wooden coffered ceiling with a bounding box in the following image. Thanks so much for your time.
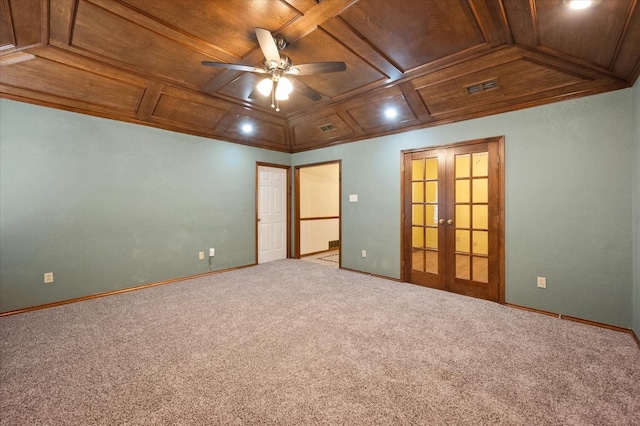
[1,0,639,153]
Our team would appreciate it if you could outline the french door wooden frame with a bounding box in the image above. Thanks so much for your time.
[294,160,342,263]
[401,136,505,303]
[255,162,291,264]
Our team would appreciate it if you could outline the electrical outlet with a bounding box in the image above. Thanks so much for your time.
[362,250,367,258]
[537,277,546,288]
[199,251,204,260]
[44,272,54,284]
[209,248,215,257]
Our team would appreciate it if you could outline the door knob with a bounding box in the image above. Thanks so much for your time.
[447,219,454,225]
[439,219,445,224]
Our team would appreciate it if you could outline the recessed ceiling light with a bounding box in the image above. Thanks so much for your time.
[241,123,253,134]
[565,0,593,9]
[384,107,398,119]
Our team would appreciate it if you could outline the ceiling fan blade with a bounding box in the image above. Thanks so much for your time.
[201,61,266,73]
[248,87,263,100]
[255,28,280,63]
[292,77,323,102]
[290,62,347,75]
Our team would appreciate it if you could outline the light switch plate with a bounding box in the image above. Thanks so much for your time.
[537,277,546,288]
[349,194,358,202]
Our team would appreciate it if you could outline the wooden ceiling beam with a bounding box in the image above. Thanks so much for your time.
[321,17,403,81]
[276,0,358,43]
[398,80,433,123]
[468,0,513,46]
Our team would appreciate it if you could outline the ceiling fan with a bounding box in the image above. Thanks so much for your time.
[202,28,346,111]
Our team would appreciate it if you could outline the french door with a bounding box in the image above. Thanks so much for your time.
[402,137,504,302]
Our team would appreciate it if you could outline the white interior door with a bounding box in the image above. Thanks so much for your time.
[258,165,287,264]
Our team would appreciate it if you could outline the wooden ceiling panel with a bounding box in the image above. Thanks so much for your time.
[502,1,537,48]
[1,1,638,153]
[611,5,640,80]
[535,0,633,68]
[339,0,486,72]
[71,0,222,87]
[0,0,16,49]
[49,0,75,44]
[151,93,227,130]
[215,72,260,103]
[0,57,144,114]
[0,0,41,52]
[346,92,418,132]
[283,27,385,98]
[224,114,289,149]
[416,59,587,118]
[292,113,356,147]
[120,0,300,58]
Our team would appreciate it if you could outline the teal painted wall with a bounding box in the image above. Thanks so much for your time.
[0,99,289,312]
[633,80,640,334]
[293,89,635,328]
[2,89,636,329]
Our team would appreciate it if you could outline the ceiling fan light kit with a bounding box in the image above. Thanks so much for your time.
[202,27,346,112]
[275,77,293,99]
[257,75,293,111]
[257,77,273,96]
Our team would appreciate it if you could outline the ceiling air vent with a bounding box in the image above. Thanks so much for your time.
[319,123,337,132]
[465,78,500,95]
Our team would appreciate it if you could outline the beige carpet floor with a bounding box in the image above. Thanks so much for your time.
[1,259,638,425]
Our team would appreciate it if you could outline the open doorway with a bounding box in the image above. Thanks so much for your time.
[295,161,341,267]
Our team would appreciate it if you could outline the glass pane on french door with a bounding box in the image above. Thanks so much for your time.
[411,157,438,274]
[454,151,489,283]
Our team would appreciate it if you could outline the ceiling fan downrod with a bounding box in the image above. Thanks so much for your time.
[272,79,278,111]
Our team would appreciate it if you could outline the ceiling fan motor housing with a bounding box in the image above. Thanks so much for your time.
[274,37,287,51]
[265,55,294,73]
